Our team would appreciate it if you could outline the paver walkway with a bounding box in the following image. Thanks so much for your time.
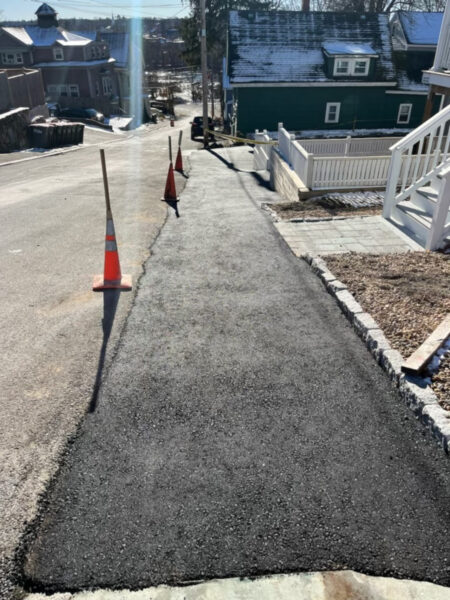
[276,215,422,256]
[23,148,450,594]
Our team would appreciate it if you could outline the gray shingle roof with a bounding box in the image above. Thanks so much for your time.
[228,10,396,84]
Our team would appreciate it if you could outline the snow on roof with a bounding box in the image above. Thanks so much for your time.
[99,32,129,67]
[2,27,33,46]
[4,25,93,47]
[228,11,396,84]
[322,42,378,55]
[75,31,130,66]
[398,11,443,45]
[395,69,428,92]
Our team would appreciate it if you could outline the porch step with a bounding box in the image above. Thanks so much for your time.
[395,200,450,248]
[414,186,438,213]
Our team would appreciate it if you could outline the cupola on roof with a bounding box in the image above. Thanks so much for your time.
[35,3,57,17]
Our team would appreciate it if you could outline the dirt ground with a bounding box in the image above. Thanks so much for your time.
[324,252,450,408]
[271,201,382,220]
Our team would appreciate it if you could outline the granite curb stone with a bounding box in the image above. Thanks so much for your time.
[306,255,450,454]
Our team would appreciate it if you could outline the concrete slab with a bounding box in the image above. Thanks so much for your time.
[275,215,422,256]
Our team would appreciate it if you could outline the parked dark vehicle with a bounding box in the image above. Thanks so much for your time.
[190,116,214,140]
[57,107,105,123]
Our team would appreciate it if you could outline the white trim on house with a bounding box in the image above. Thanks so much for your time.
[333,57,370,76]
[231,81,397,88]
[386,90,428,95]
[325,102,341,123]
[397,103,412,124]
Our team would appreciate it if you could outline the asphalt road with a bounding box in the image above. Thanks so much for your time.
[23,148,450,593]
[0,104,202,597]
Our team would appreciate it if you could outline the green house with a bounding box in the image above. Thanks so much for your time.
[224,10,441,136]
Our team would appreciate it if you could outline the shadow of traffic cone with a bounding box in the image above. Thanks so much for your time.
[93,216,132,291]
[174,146,183,173]
[161,161,179,202]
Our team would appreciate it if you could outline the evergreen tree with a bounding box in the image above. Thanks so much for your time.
[180,0,279,70]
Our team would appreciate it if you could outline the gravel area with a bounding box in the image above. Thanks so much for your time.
[324,252,450,408]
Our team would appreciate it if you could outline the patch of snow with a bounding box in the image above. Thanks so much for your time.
[322,42,377,55]
[2,27,33,45]
[427,337,450,375]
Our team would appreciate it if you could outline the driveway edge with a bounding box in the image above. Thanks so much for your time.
[304,253,450,454]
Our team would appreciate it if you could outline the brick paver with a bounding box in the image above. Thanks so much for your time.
[275,216,422,256]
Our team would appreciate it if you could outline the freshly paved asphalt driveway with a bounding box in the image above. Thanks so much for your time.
[24,148,450,593]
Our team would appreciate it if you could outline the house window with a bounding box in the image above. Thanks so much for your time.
[47,84,76,97]
[325,102,341,124]
[102,76,113,95]
[397,103,412,124]
[53,47,64,61]
[353,59,369,75]
[334,59,350,75]
[1,52,23,65]
[333,57,370,77]
[69,84,80,97]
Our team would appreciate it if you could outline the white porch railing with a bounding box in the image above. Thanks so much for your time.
[274,123,420,190]
[383,104,450,217]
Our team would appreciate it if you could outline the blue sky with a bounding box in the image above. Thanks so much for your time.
[1,0,190,22]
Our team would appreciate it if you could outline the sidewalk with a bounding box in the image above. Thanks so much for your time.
[23,147,450,594]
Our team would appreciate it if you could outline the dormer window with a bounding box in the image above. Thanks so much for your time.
[53,47,64,60]
[323,42,377,78]
[354,59,370,75]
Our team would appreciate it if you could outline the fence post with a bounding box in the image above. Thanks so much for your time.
[383,147,402,218]
[306,152,314,188]
[289,133,295,167]
[345,135,351,156]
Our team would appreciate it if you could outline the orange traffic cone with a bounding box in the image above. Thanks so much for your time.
[161,162,179,202]
[93,216,132,291]
[174,146,183,173]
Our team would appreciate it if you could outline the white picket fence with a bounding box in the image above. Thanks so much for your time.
[273,123,425,191]
[298,136,402,157]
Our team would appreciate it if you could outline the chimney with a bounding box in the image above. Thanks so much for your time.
[302,0,310,10]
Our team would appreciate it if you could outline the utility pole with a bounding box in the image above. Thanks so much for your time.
[200,0,209,147]
[210,70,214,119]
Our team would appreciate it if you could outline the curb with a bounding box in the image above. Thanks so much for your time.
[304,253,450,454]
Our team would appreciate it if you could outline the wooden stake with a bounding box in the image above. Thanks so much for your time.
[402,314,450,375]
[100,148,112,218]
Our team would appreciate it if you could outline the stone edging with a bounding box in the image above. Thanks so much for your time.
[304,253,450,454]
